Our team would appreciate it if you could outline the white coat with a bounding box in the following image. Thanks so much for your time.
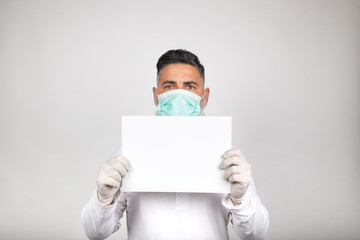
[82,180,269,239]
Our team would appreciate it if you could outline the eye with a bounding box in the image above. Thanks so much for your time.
[187,85,195,90]
[164,85,173,89]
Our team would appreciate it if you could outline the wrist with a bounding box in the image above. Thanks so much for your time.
[230,191,249,206]
[230,197,242,206]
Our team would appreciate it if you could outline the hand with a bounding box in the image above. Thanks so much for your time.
[220,148,251,204]
[97,155,131,206]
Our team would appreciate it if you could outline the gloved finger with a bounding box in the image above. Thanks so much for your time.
[107,169,122,183]
[228,172,251,184]
[223,148,244,159]
[219,156,244,169]
[109,161,129,178]
[99,175,121,189]
[224,163,251,179]
[224,166,241,180]
[116,155,131,171]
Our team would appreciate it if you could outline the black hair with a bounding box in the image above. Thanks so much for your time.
[156,49,205,81]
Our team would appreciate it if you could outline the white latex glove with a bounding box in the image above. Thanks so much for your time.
[97,155,131,206]
[219,148,251,204]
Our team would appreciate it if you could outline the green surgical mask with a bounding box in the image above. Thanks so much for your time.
[156,89,203,116]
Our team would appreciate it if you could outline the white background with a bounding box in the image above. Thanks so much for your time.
[0,0,359,239]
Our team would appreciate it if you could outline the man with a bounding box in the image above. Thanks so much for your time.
[82,49,269,239]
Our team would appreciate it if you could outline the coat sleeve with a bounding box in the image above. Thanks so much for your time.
[81,191,127,240]
[222,179,269,240]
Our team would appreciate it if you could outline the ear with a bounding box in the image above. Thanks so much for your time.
[153,87,158,105]
[204,88,210,104]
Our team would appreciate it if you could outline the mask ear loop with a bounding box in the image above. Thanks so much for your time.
[200,93,207,111]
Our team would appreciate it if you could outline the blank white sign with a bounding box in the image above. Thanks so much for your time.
[121,116,231,193]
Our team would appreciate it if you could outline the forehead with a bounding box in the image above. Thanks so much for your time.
[158,63,201,82]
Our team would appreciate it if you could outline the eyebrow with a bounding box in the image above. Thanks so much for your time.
[161,80,200,86]
[183,81,199,86]
[161,80,176,86]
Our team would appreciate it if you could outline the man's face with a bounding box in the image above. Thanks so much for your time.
[153,63,210,105]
